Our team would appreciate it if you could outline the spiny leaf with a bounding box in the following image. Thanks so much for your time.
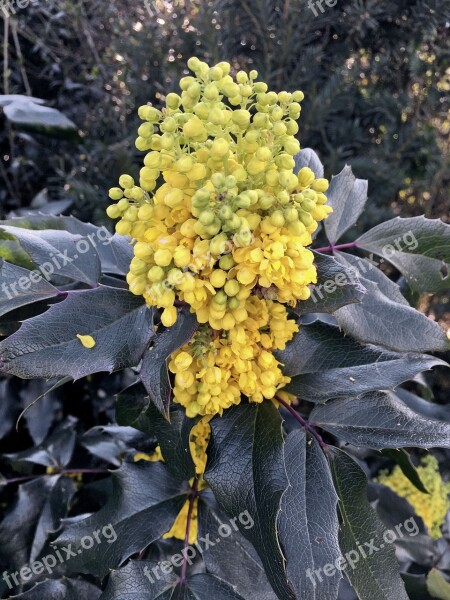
[0,286,154,380]
[330,449,409,600]
[205,403,294,600]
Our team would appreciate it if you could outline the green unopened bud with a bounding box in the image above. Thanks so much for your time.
[298,210,314,227]
[199,210,216,226]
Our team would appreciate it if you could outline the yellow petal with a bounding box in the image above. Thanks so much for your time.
[76,334,96,349]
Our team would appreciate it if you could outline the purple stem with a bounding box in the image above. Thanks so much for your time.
[314,241,359,254]
[276,396,328,450]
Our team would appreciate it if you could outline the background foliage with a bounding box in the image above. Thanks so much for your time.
[0,1,449,599]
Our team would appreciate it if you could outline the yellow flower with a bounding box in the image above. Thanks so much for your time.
[377,455,450,539]
[107,58,333,420]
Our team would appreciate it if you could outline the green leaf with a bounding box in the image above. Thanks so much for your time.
[0,476,77,574]
[278,429,341,600]
[2,97,78,138]
[118,387,198,480]
[381,449,429,494]
[334,252,410,306]
[291,252,366,316]
[145,403,198,480]
[140,306,198,417]
[198,492,277,600]
[100,559,245,600]
[311,391,450,448]
[330,449,409,600]
[356,216,450,293]
[0,286,154,380]
[323,165,368,244]
[294,148,325,178]
[99,559,177,599]
[0,94,45,107]
[5,417,77,468]
[333,257,449,353]
[396,388,450,422]
[0,225,101,286]
[427,568,450,600]
[0,259,59,317]
[0,215,133,276]
[7,579,101,599]
[278,322,445,403]
[116,382,155,435]
[205,403,294,600]
[54,461,188,578]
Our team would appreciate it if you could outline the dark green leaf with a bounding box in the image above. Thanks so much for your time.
[140,306,198,417]
[144,403,198,480]
[312,391,450,448]
[396,388,450,422]
[0,215,133,276]
[5,417,77,468]
[0,379,20,440]
[100,560,245,600]
[335,252,409,306]
[278,429,341,600]
[294,148,324,178]
[0,225,101,286]
[116,382,155,436]
[186,574,247,599]
[356,216,450,293]
[80,425,151,467]
[0,476,77,574]
[198,492,277,600]
[291,252,366,316]
[333,253,450,352]
[99,559,177,599]
[0,259,59,317]
[380,449,429,494]
[117,386,198,480]
[0,286,154,380]
[205,403,294,600]
[278,322,445,403]
[7,579,101,599]
[54,461,188,577]
[330,449,409,600]
[323,165,368,244]
[3,98,77,137]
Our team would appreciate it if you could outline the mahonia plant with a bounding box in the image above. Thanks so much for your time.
[0,58,450,600]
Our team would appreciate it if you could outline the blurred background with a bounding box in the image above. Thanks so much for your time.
[0,0,449,383]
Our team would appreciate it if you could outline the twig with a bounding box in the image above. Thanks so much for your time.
[314,241,359,254]
[276,396,327,450]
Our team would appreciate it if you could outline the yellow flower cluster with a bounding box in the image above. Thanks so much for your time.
[106,57,331,330]
[135,417,211,544]
[169,298,298,417]
[107,58,333,418]
[378,455,450,539]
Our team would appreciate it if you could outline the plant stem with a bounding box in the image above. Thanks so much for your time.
[314,241,359,254]
[276,396,327,450]
[2,468,110,486]
[178,475,200,587]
